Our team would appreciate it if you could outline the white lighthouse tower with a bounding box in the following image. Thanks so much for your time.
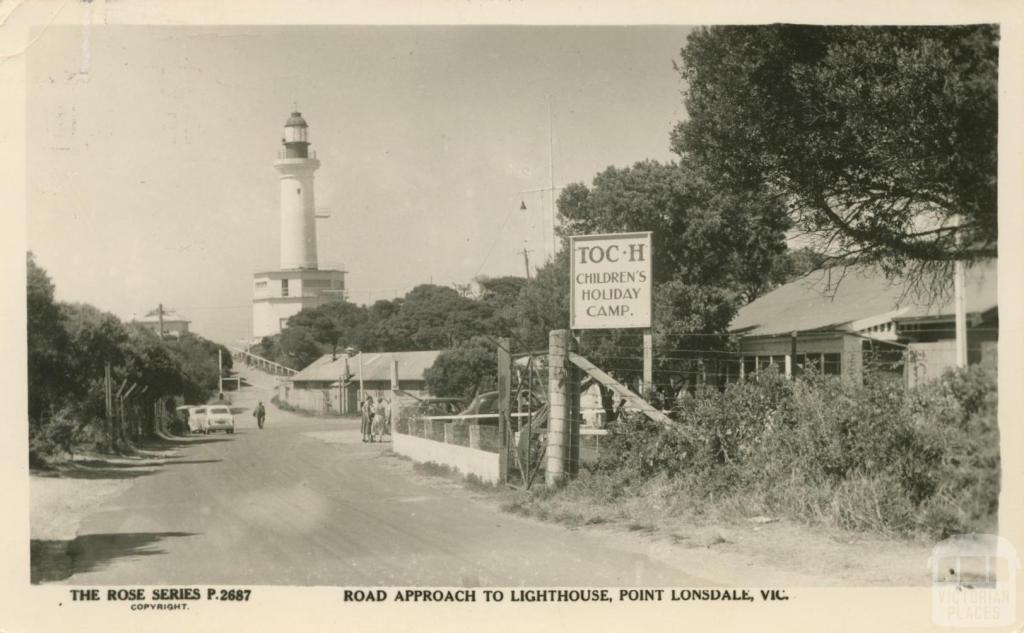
[252,110,346,340]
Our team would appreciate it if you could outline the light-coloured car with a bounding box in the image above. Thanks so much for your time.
[177,405,209,434]
[205,405,235,434]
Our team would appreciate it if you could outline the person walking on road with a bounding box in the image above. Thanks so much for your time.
[361,395,374,442]
[253,401,266,429]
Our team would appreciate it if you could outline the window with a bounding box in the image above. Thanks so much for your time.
[823,353,842,375]
[743,356,756,377]
[281,279,289,297]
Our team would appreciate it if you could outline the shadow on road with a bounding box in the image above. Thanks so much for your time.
[31,531,198,583]
[163,459,222,466]
[136,436,233,451]
[33,464,159,480]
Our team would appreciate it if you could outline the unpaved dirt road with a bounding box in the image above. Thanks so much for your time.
[31,369,711,586]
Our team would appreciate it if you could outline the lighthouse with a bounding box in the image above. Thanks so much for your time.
[252,110,346,341]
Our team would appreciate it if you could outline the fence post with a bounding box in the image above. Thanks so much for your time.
[104,363,113,450]
[568,348,580,477]
[642,330,653,396]
[497,336,511,484]
[547,329,572,486]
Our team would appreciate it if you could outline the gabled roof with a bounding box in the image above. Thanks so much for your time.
[291,350,442,383]
[730,260,997,338]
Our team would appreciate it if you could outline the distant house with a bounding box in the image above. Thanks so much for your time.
[133,307,191,337]
[279,350,442,415]
[729,260,997,386]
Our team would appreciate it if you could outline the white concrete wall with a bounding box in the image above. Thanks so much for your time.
[392,433,501,485]
[252,298,310,339]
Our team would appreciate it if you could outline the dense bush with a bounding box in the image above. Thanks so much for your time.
[27,254,231,464]
[593,367,998,537]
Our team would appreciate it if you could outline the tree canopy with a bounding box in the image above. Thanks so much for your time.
[673,25,998,273]
[423,336,497,399]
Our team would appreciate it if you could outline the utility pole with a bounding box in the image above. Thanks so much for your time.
[158,303,165,338]
[547,95,556,259]
[518,247,533,279]
[218,348,224,395]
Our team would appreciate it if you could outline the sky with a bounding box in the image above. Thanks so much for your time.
[27,25,693,345]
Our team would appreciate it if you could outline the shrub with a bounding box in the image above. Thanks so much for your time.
[588,366,998,538]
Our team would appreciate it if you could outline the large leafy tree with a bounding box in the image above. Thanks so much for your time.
[384,284,494,350]
[515,250,571,352]
[277,325,324,370]
[673,25,998,274]
[423,336,497,399]
[286,300,368,356]
[477,275,529,333]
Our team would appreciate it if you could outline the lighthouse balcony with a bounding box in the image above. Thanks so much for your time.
[277,148,317,160]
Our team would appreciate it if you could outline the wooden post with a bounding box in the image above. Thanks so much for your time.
[496,336,511,484]
[358,352,364,403]
[567,348,580,477]
[547,329,570,486]
[390,359,400,437]
[104,363,113,449]
[642,330,653,397]
[954,260,967,367]
[788,331,798,378]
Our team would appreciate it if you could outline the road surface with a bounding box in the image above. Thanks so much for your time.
[31,368,710,586]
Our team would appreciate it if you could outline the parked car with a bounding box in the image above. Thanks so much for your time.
[205,405,235,434]
[459,391,500,416]
[414,397,466,417]
[459,390,546,420]
[177,405,209,434]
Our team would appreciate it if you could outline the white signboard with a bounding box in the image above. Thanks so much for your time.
[569,232,652,330]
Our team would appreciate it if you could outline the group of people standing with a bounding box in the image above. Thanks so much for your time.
[361,395,392,443]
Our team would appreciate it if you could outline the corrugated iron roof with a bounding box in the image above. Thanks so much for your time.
[291,350,442,383]
[730,260,996,338]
